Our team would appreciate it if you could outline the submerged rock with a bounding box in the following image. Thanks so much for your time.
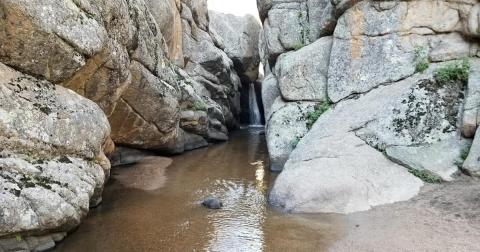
[110,147,155,167]
[114,157,172,191]
[202,197,223,209]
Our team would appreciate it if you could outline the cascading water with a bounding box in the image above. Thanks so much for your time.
[248,83,262,126]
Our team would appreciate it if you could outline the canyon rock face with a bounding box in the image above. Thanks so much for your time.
[262,0,480,213]
[208,11,262,124]
[0,0,261,249]
[0,0,256,154]
[0,63,110,249]
[209,11,262,84]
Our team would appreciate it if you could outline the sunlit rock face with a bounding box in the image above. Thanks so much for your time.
[0,0,256,153]
[260,0,480,213]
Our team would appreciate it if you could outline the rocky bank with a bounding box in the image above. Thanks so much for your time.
[260,0,480,213]
[0,0,261,250]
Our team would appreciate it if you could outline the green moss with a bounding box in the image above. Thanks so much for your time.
[190,101,207,111]
[300,26,310,46]
[434,58,470,85]
[460,148,470,161]
[291,43,304,51]
[409,168,442,184]
[455,144,472,167]
[297,11,303,19]
[295,10,309,49]
[414,47,429,73]
[16,235,22,241]
[291,136,301,148]
[305,101,331,129]
[415,61,429,73]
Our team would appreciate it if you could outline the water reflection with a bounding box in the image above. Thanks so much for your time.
[54,128,343,252]
[204,180,266,251]
[203,129,268,251]
[204,167,268,251]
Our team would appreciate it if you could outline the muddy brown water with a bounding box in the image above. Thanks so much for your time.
[54,128,345,252]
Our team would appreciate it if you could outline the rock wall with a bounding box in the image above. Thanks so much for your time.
[0,63,111,250]
[209,11,263,124]
[0,0,260,249]
[0,0,258,155]
[260,0,480,213]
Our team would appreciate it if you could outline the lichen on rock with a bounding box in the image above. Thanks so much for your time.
[0,62,110,242]
[261,0,480,214]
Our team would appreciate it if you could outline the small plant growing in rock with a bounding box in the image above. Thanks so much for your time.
[454,145,471,167]
[409,168,442,184]
[305,101,331,129]
[15,235,22,241]
[291,136,302,148]
[416,61,429,73]
[414,46,429,73]
[191,101,207,111]
[300,26,310,46]
[434,58,470,85]
[295,10,309,50]
[460,147,470,161]
[297,11,303,19]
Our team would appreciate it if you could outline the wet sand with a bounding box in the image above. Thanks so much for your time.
[330,178,480,251]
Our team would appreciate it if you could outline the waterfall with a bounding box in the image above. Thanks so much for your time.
[248,83,262,126]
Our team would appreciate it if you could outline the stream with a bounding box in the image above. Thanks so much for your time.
[54,128,344,251]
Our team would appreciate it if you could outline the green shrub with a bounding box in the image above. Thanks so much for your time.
[415,61,429,73]
[414,47,429,73]
[434,58,470,85]
[305,101,331,129]
[409,168,442,184]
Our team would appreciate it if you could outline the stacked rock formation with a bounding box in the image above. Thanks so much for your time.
[0,0,261,250]
[260,0,480,213]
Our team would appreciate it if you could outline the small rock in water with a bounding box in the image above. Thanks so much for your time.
[202,197,223,209]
